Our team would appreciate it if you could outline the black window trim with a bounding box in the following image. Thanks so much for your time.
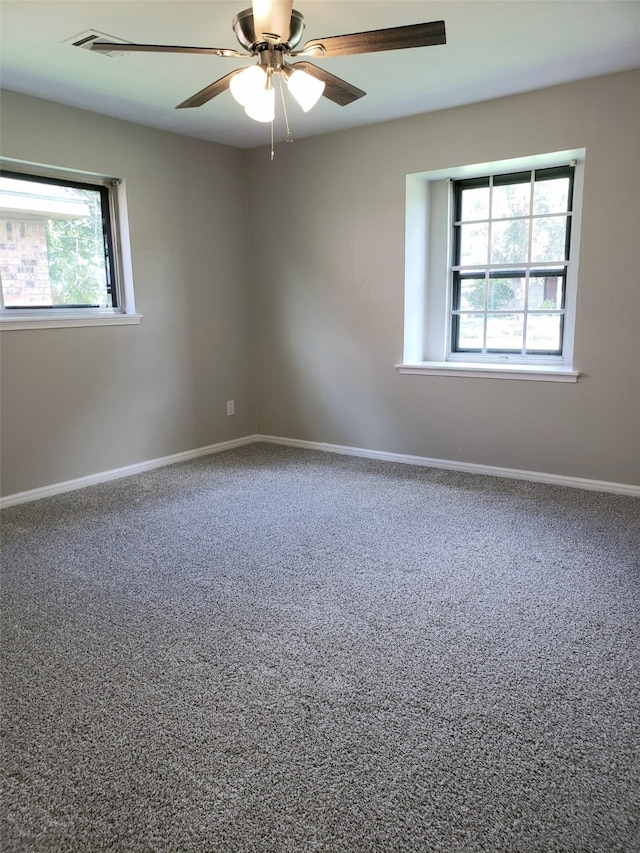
[450,164,575,359]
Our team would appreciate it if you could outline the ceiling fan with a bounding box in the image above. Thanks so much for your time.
[91,0,446,125]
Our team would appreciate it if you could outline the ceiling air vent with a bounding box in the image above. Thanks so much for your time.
[64,30,131,57]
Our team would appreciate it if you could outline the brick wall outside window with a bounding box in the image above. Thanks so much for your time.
[0,219,53,306]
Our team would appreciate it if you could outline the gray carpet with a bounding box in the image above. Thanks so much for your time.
[1,443,639,852]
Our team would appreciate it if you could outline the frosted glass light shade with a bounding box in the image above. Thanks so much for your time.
[286,70,325,112]
[230,66,268,107]
[244,87,276,122]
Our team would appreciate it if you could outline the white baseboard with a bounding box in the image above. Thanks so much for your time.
[0,436,256,508]
[256,435,640,498]
[2,433,638,508]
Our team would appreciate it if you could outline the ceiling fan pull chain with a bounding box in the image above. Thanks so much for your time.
[270,116,275,160]
[278,76,294,144]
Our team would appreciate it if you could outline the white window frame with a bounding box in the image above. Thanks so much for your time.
[397,149,585,382]
[0,158,141,331]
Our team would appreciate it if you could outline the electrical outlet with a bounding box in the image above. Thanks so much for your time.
[226,400,235,416]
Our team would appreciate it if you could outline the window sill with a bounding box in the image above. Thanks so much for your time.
[0,312,143,331]
[396,361,580,382]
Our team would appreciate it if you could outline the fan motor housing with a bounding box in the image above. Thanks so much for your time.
[232,8,305,51]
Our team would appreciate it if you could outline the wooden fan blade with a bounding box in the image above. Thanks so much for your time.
[176,71,239,109]
[291,61,366,106]
[299,20,446,58]
[252,0,294,42]
[91,42,244,57]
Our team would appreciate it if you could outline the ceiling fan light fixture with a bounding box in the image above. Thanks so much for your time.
[229,64,268,106]
[244,85,276,122]
[284,68,325,112]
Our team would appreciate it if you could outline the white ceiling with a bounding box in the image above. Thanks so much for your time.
[1,1,639,149]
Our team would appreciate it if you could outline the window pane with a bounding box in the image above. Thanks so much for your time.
[526,313,562,352]
[531,216,568,263]
[533,177,570,215]
[457,313,484,349]
[459,223,488,265]
[492,181,530,219]
[488,277,525,310]
[460,186,489,221]
[459,277,485,310]
[490,219,529,264]
[0,176,112,309]
[528,275,564,310]
[486,313,524,350]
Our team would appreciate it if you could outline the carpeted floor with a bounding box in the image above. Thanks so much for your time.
[1,443,639,852]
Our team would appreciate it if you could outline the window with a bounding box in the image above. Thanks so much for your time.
[0,161,139,329]
[452,166,573,358]
[399,150,585,381]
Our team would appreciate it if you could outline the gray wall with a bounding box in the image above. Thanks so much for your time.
[247,70,640,486]
[0,92,255,496]
[1,70,639,496]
